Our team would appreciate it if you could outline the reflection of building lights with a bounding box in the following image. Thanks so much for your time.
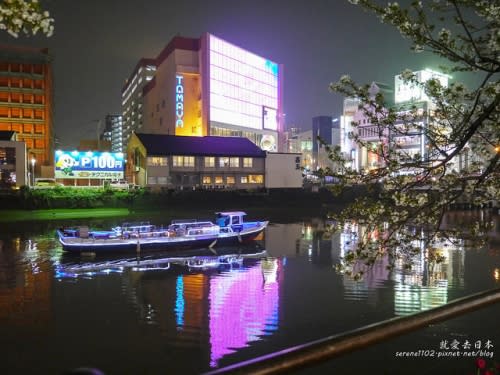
[261,258,278,284]
[175,276,185,328]
[494,268,499,281]
[209,263,279,367]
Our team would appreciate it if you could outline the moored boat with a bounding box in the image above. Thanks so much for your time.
[57,211,268,254]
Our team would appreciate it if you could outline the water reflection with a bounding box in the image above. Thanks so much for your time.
[52,245,279,367]
[209,258,280,367]
[0,210,498,374]
[267,211,498,318]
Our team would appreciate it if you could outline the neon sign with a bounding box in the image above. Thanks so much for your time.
[175,74,184,128]
[55,150,124,179]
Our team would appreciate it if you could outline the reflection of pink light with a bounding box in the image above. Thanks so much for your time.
[209,263,279,367]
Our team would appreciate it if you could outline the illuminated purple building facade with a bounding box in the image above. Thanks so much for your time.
[124,33,284,152]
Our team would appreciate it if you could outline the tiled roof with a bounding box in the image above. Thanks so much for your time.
[135,133,266,157]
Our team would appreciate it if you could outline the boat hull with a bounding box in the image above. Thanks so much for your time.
[57,222,267,254]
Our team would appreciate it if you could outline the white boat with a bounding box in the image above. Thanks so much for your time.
[57,211,268,254]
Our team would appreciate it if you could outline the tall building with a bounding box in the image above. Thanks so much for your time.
[344,70,454,174]
[104,114,123,153]
[123,33,284,152]
[341,82,394,172]
[393,69,450,170]
[121,58,157,152]
[0,45,53,171]
[312,116,340,171]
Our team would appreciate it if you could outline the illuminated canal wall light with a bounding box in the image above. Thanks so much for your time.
[175,74,184,128]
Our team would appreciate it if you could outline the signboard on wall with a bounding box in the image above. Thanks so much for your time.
[262,106,278,131]
[55,150,124,179]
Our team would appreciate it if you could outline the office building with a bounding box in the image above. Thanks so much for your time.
[0,45,53,171]
[121,58,157,152]
[123,33,284,152]
[104,114,123,153]
[312,116,340,171]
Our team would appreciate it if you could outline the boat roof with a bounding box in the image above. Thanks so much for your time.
[216,211,247,216]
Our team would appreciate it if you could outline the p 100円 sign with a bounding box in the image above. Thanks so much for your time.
[55,151,125,179]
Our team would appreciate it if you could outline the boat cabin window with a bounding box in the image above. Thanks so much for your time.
[231,215,241,225]
[216,214,230,227]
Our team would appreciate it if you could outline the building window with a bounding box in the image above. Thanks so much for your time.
[172,156,183,167]
[241,176,248,184]
[202,176,211,184]
[243,157,253,168]
[215,176,223,184]
[229,157,239,167]
[184,156,195,167]
[173,155,194,167]
[248,174,264,183]
[147,156,168,166]
[204,157,215,167]
[148,176,157,184]
[226,176,235,184]
[162,99,165,108]
[157,176,168,185]
[219,157,230,167]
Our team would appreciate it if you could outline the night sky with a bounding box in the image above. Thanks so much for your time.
[0,0,449,147]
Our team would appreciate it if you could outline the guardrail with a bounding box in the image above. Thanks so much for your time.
[204,288,500,375]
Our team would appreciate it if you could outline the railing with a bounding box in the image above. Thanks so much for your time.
[204,288,500,375]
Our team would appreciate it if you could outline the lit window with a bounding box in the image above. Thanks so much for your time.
[204,157,215,167]
[243,157,253,167]
[157,177,168,184]
[241,176,248,184]
[219,157,230,167]
[215,176,224,184]
[202,176,211,184]
[229,157,239,167]
[226,176,235,184]
[248,174,263,183]
[147,177,157,184]
[184,156,195,167]
[172,156,194,167]
[147,157,168,166]
[172,156,183,167]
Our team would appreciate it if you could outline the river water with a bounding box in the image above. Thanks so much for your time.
[0,210,499,374]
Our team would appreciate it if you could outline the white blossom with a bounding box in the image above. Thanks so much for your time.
[438,28,451,40]
[340,74,352,84]
[0,0,54,38]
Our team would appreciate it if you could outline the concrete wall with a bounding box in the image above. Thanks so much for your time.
[265,152,302,189]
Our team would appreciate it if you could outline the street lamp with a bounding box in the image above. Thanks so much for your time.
[31,158,36,186]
